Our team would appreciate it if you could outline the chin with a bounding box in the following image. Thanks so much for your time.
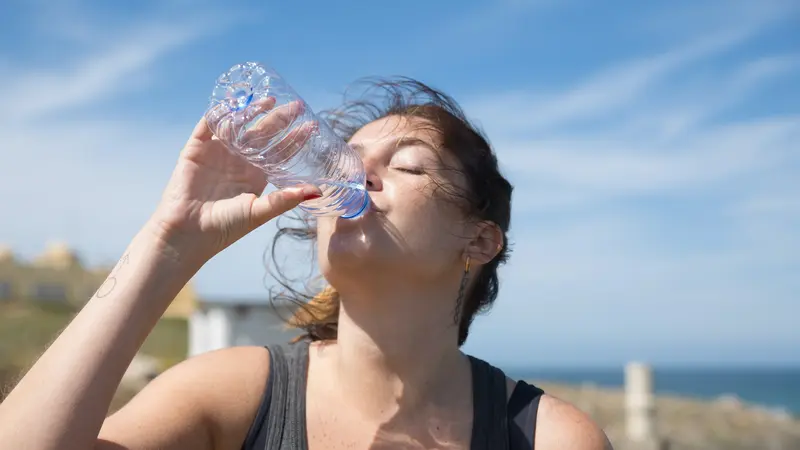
[326,231,371,263]
[318,219,399,281]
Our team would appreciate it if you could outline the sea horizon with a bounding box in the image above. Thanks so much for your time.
[502,366,800,417]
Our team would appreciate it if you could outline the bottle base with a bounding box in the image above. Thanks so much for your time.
[341,192,370,219]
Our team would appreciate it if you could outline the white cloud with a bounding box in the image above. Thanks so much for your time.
[0,7,225,264]
[465,38,800,212]
[0,118,183,260]
[465,0,799,141]
[0,4,290,299]
[405,0,561,63]
[477,32,752,132]
[612,54,800,140]
[457,2,800,364]
[733,195,800,218]
[469,46,797,139]
[502,115,798,201]
[0,25,210,123]
[466,204,800,365]
[643,0,800,42]
[1,0,797,366]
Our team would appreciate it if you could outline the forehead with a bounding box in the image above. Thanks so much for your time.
[349,114,469,189]
[348,115,443,149]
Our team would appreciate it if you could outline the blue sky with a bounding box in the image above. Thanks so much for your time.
[1,0,798,367]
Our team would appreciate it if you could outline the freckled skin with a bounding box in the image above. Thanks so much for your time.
[318,116,472,293]
[0,98,611,450]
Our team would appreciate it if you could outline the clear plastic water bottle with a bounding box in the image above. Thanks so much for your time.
[205,62,370,219]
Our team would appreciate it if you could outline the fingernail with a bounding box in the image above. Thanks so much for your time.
[302,186,322,201]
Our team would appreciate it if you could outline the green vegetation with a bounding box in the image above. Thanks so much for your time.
[0,301,188,401]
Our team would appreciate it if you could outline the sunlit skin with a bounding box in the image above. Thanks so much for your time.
[306,115,502,448]
[0,91,612,450]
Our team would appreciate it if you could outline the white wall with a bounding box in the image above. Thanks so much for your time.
[189,303,302,357]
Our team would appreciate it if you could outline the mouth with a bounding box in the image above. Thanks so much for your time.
[335,198,383,224]
[368,201,385,215]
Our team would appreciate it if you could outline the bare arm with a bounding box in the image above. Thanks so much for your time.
[535,394,614,450]
[98,346,270,450]
[0,225,202,449]
[0,112,318,450]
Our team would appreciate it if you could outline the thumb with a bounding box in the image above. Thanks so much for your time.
[250,185,323,226]
[188,116,215,143]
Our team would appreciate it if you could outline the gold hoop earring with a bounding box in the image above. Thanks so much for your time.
[453,256,471,326]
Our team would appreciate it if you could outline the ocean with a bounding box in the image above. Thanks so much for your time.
[504,367,800,417]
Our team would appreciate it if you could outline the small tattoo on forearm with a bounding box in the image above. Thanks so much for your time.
[117,253,130,268]
[95,278,117,298]
[94,252,130,299]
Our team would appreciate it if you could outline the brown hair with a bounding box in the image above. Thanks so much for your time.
[269,77,513,346]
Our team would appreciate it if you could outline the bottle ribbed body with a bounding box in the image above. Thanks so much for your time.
[205,62,369,218]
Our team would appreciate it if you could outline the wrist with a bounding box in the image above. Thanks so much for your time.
[140,218,210,277]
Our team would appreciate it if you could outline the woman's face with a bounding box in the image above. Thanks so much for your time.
[316,115,474,287]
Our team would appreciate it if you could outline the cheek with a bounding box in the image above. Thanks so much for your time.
[392,193,466,253]
[392,177,444,215]
[408,180,464,224]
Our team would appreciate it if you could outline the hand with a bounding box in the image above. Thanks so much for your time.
[148,101,321,266]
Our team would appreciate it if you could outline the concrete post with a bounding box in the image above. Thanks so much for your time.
[625,362,657,443]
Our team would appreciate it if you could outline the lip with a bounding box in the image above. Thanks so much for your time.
[337,198,383,223]
[368,200,384,214]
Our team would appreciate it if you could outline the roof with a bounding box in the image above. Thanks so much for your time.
[197,298,299,313]
[0,244,13,263]
[198,298,273,306]
[34,242,82,269]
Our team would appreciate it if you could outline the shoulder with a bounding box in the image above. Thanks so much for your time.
[145,345,272,408]
[502,376,611,450]
[148,345,272,423]
[101,346,271,449]
[535,394,613,450]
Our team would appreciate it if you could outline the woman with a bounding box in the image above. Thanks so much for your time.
[0,79,611,449]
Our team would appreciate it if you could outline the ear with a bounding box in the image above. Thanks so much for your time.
[464,221,504,266]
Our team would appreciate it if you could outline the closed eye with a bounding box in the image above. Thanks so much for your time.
[395,167,426,175]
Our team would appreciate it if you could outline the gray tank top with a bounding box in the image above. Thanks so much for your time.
[241,341,544,449]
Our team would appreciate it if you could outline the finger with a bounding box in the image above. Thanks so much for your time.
[240,100,306,147]
[255,100,305,132]
[205,97,277,145]
[189,116,214,143]
[268,121,316,163]
[244,121,317,164]
[240,97,277,124]
[250,185,323,227]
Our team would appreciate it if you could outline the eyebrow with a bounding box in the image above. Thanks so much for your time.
[349,136,439,155]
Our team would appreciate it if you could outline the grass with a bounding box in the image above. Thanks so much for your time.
[0,301,188,401]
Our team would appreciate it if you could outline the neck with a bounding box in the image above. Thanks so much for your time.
[324,276,471,418]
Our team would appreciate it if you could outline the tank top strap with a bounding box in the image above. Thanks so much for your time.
[243,343,543,450]
[282,340,311,449]
[507,380,545,449]
[241,340,310,450]
[467,355,510,449]
[467,355,546,450]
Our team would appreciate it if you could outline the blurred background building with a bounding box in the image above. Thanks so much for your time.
[0,242,195,318]
[2,0,799,446]
[189,298,300,356]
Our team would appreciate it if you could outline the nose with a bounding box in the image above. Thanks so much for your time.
[362,156,383,192]
[365,173,382,191]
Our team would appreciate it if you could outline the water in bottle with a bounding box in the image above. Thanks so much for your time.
[205,62,370,219]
